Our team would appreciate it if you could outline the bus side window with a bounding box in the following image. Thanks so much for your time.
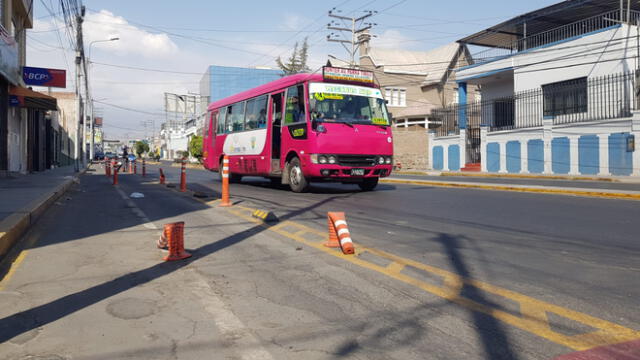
[225,106,234,134]
[284,85,306,125]
[229,102,246,132]
[204,111,212,136]
[216,107,227,134]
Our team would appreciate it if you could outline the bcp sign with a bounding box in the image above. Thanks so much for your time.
[22,66,66,88]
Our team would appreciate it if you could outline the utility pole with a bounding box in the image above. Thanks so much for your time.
[74,7,85,171]
[326,9,376,68]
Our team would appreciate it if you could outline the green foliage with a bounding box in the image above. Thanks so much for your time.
[189,136,203,163]
[134,141,149,157]
[276,37,311,75]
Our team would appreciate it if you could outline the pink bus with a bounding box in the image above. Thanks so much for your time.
[202,67,393,192]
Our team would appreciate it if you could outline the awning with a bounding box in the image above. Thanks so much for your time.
[9,86,57,110]
[458,0,640,49]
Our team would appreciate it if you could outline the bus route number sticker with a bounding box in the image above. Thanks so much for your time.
[372,118,387,125]
[292,128,305,137]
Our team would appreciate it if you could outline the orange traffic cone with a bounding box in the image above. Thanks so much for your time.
[325,212,354,255]
[162,222,191,261]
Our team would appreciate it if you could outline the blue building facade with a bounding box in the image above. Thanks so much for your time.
[199,66,283,105]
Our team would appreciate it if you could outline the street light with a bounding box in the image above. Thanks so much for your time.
[87,37,119,161]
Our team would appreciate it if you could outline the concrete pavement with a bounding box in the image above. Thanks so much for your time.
[0,165,85,260]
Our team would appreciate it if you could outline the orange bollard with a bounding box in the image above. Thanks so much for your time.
[142,158,146,177]
[134,161,137,174]
[113,166,119,185]
[180,158,187,192]
[129,161,133,174]
[219,155,231,207]
[159,168,165,185]
[105,159,111,177]
[325,212,354,255]
[162,222,191,261]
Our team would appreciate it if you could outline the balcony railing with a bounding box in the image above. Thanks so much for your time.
[469,10,640,67]
[430,71,636,136]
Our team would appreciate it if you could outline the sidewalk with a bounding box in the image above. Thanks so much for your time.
[0,165,85,259]
[385,171,640,200]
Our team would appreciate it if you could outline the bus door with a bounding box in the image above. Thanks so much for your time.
[269,91,284,174]
[203,110,216,170]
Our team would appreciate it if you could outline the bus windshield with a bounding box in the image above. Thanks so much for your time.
[308,82,390,126]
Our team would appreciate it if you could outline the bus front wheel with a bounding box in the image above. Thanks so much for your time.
[287,157,309,193]
[358,177,379,191]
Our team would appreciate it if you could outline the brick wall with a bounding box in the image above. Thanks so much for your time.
[392,127,428,171]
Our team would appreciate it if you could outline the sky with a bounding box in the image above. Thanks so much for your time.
[26,0,560,140]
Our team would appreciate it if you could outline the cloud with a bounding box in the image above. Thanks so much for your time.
[84,10,178,58]
[372,29,414,49]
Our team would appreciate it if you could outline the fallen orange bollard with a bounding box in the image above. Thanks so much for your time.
[324,212,354,255]
[219,155,232,207]
[163,221,191,261]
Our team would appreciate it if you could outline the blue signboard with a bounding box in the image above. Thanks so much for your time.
[22,66,67,88]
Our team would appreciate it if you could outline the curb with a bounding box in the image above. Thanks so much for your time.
[379,178,640,201]
[0,169,85,260]
[438,171,620,183]
[169,163,203,170]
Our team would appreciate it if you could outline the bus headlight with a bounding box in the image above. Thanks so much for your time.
[328,155,337,164]
[377,156,385,165]
[385,156,392,164]
[319,155,328,164]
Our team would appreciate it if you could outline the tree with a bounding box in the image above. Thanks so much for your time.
[276,37,311,75]
[189,136,203,163]
[134,141,149,157]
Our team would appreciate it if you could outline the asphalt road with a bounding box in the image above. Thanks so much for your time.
[0,164,638,359]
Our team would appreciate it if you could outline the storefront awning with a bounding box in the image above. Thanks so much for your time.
[9,86,57,110]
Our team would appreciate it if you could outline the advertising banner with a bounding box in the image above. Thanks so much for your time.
[323,66,374,85]
[23,66,67,88]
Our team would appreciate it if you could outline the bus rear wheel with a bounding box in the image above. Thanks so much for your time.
[287,157,309,193]
[358,177,379,191]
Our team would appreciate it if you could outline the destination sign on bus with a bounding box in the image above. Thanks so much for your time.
[323,66,374,85]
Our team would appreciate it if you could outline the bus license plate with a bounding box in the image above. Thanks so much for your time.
[351,169,365,176]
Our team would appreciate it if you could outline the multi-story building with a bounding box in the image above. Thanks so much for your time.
[199,65,283,105]
[430,0,640,176]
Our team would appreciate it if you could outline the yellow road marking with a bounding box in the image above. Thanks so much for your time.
[380,178,640,201]
[223,204,640,351]
[438,172,617,182]
[0,250,28,291]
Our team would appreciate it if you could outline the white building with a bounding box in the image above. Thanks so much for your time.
[430,0,640,176]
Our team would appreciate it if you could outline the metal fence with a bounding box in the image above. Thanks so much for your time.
[430,71,637,136]
[470,10,640,66]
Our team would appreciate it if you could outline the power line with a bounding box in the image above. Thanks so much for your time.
[90,61,204,75]
[93,99,165,116]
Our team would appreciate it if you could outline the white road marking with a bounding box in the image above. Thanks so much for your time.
[190,272,275,360]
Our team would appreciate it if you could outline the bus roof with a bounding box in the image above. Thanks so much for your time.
[207,72,379,111]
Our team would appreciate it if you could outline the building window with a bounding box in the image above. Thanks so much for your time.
[542,77,587,117]
[384,88,406,107]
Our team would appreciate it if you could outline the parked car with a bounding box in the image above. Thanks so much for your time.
[127,154,137,162]
[94,151,105,161]
[104,152,116,160]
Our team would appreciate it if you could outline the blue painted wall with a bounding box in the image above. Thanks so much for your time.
[432,146,444,170]
[506,141,521,173]
[578,135,599,175]
[527,140,544,173]
[486,142,500,172]
[609,133,633,175]
[448,145,460,171]
[552,137,570,174]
